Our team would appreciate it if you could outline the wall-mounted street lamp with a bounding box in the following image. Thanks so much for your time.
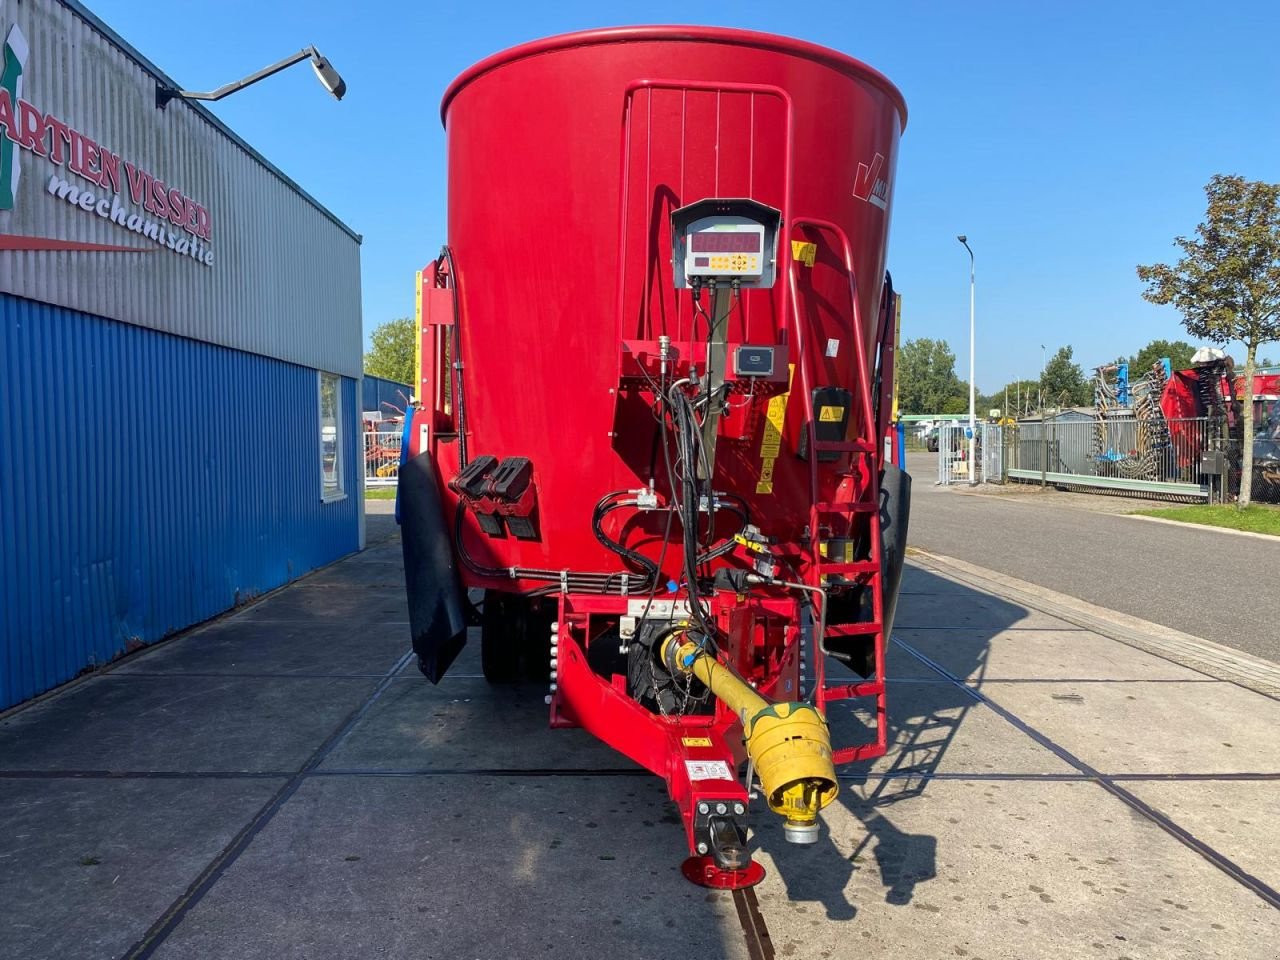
[156,46,345,109]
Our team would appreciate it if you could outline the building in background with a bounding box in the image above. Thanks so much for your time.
[361,374,412,423]
[0,0,363,709]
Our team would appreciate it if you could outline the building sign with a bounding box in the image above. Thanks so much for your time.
[0,21,215,266]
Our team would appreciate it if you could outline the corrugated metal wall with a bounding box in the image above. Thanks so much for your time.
[0,0,362,377]
[361,375,412,416]
[0,293,361,708]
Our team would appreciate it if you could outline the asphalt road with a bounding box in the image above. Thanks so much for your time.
[903,452,1280,664]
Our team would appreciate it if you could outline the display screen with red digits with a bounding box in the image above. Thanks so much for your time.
[690,230,761,253]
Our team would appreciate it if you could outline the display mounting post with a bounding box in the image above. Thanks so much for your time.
[671,198,782,484]
[698,282,734,481]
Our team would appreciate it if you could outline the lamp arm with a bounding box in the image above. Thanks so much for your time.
[157,47,314,107]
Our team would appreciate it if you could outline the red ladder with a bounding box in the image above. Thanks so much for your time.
[787,219,888,766]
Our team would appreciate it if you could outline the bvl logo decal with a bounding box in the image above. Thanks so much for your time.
[853,152,889,211]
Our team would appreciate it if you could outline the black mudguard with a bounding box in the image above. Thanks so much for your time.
[879,462,912,639]
[399,452,467,682]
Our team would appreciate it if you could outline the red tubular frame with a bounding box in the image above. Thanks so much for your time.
[786,218,888,766]
[550,592,803,855]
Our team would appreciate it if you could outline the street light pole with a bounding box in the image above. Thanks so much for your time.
[1040,344,1046,412]
[957,236,976,484]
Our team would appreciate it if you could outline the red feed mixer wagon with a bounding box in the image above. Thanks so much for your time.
[399,26,910,888]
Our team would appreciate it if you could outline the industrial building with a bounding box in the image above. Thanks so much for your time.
[0,0,363,709]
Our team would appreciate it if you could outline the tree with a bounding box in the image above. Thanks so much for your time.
[983,379,1041,418]
[364,317,416,386]
[898,337,964,413]
[1041,346,1091,408]
[1138,174,1280,507]
[1129,338,1195,378]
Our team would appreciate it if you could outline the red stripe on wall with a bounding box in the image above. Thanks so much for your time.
[0,233,152,253]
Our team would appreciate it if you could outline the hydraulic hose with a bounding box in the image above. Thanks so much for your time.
[592,495,660,587]
[453,504,631,594]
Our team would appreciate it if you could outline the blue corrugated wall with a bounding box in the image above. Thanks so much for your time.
[0,293,361,708]
[361,374,411,417]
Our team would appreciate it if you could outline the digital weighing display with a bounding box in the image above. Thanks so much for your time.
[689,231,762,253]
[671,198,780,290]
[683,220,766,282]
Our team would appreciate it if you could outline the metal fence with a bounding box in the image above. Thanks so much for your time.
[933,414,1280,503]
[364,430,403,487]
[936,422,1004,485]
[936,422,968,485]
[1223,438,1280,504]
[981,423,1003,483]
[1006,417,1210,500]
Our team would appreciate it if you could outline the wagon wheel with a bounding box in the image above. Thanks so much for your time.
[480,592,556,684]
[480,591,523,684]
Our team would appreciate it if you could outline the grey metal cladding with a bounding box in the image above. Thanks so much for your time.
[0,0,363,377]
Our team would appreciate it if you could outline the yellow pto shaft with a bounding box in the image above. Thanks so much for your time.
[663,635,839,843]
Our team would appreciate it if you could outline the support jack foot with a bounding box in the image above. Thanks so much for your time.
[681,856,765,889]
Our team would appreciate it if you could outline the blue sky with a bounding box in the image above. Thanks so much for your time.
[91,0,1280,390]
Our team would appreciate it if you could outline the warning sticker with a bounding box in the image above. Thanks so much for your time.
[818,405,844,422]
[825,338,840,358]
[682,736,713,748]
[790,240,817,267]
[685,760,735,782]
[756,363,795,496]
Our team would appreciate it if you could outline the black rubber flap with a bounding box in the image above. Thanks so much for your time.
[399,452,468,682]
[878,462,912,639]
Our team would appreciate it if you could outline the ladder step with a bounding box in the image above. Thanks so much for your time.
[822,680,884,700]
[824,622,882,638]
[831,743,882,765]
[820,560,880,576]
[813,501,877,513]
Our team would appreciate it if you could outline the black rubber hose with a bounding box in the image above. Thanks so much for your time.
[454,504,645,594]
[592,495,660,587]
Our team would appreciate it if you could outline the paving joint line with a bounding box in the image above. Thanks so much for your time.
[100,671,397,681]
[7,768,1275,782]
[120,649,415,960]
[883,677,1223,685]
[895,636,1280,910]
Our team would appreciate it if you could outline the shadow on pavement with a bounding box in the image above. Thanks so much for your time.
[761,563,1027,921]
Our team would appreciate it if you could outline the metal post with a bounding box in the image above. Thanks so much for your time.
[1041,426,1048,488]
[957,236,976,485]
[698,284,733,481]
[1040,344,1046,413]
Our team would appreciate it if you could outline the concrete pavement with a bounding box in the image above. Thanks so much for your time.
[905,451,1280,664]
[1,505,1278,959]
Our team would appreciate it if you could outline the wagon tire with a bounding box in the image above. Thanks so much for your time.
[480,591,522,684]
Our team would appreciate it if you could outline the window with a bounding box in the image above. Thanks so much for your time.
[318,371,344,501]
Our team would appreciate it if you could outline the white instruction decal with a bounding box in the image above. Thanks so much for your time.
[825,338,840,357]
[626,598,691,619]
[685,760,734,782]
